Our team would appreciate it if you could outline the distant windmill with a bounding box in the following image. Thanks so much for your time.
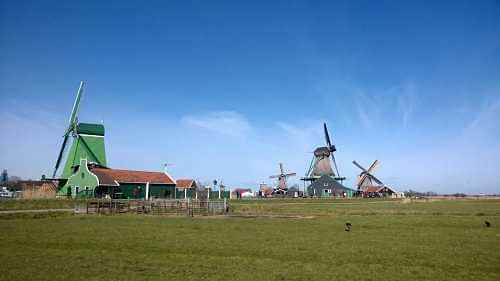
[52,81,107,179]
[269,163,296,194]
[1,169,7,184]
[302,123,345,182]
[352,160,383,191]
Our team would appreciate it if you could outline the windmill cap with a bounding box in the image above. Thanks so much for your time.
[76,123,105,136]
[314,147,331,156]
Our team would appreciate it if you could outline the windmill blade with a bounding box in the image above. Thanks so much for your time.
[269,175,280,179]
[323,123,332,148]
[355,174,363,188]
[52,81,85,178]
[368,173,384,185]
[366,160,379,174]
[52,134,70,178]
[68,81,85,126]
[285,173,296,177]
[331,154,340,178]
[279,163,284,175]
[352,160,367,172]
[305,156,315,177]
[358,172,369,187]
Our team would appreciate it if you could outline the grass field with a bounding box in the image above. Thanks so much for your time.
[0,199,498,280]
[0,198,75,211]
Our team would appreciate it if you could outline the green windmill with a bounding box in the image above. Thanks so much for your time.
[52,81,107,194]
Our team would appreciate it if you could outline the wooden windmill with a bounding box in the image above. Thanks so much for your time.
[352,160,383,191]
[302,123,345,182]
[52,81,107,180]
[269,163,296,195]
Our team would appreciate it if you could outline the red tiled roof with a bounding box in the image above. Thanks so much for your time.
[364,186,381,193]
[176,179,195,189]
[91,167,175,185]
[91,168,119,186]
[364,186,396,193]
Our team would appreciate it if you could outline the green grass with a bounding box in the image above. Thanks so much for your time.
[0,199,75,211]
[230,198,500,217]
[0,199,499,281]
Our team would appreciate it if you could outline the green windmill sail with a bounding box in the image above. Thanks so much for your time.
[52,81,107,182]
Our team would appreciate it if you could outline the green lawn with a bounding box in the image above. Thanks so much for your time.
[0,199,74,211]
[0,199,498,281]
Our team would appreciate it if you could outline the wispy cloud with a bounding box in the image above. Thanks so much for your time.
[353,89,376,129]
[462,96,500,138]
[181,110,252,138]
[395,82,417,128]
[0,100,67,179]
[0,99,66,132]
[350,82,418,130]
[275,120,332,154]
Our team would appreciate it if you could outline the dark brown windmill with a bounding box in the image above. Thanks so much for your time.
[269,163,296,195]
[302,123,345,182]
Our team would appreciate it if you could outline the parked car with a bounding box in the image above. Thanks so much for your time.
[0,187,13,198]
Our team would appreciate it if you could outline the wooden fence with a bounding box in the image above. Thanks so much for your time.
[75,198,229,216]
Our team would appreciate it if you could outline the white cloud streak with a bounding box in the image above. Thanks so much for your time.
[181,110,252,138]
[395,82,417,128]
[352,82,418,130]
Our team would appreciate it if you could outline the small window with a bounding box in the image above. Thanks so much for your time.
[81,173,85,179]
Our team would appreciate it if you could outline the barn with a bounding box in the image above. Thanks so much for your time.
[307,175,356,197]
[60,159,176,199]
[175,179,197,199]
[362,185,397,198]
[9,180,57,199]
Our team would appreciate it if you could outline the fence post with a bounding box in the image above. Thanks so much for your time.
[224,198,227,215]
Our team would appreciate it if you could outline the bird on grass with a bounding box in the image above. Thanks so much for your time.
[484,221,491,227]
[345,222,352,232]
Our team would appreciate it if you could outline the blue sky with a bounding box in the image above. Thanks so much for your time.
[1,0,499,194]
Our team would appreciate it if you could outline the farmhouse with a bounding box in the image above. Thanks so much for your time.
[61,159,176,199]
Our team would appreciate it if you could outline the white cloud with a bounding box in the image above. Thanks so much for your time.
[0,101,67,179]
[275,120,324,146]
[395,82,417,128]
[351,82,418,130]
[354,91,374,129]
[181,110,252,138]
[462,96,500,139]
